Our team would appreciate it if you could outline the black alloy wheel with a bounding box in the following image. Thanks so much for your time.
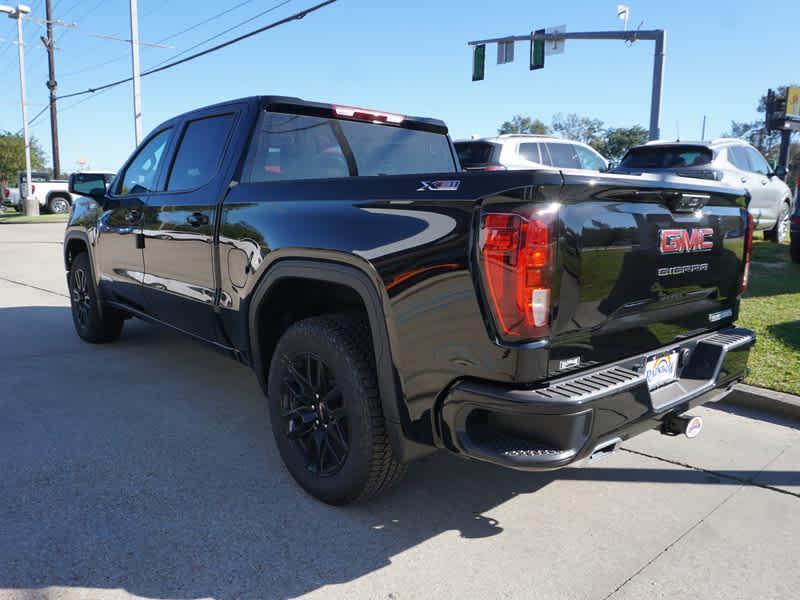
[71,265,92,331]
[280,352,350,476]
[68,252,124,343]
[268,315,406,504]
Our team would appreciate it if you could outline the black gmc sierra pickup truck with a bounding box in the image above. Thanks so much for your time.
[66,96,756,504]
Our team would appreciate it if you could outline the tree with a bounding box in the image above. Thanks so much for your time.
[594,126,649,163]
[498,115,549,135]
[0,132,45,184]
[551,113,604,146]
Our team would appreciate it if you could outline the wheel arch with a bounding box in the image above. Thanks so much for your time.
[64,231,91,271]
[248,258,425,462]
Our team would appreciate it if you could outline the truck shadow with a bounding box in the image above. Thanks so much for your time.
[1,306,796,600]
[767,319,800,351]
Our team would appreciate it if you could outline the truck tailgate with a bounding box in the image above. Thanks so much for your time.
[548,172,750,373]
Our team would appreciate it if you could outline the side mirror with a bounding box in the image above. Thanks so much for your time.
[606,161,617,171]
[774,165,788,179]
[69,173,108,202]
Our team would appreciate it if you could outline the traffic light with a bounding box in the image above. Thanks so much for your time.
[530,29,545,70]
[472,44,486,81]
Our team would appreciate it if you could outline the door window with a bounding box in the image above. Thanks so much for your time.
[167,114,236,191]
[745,146,771,176]
[118,129,172,195]
[573,144,606,170]
[726,146,749,171]
[545,143,581,168]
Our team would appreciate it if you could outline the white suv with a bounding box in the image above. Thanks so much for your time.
[455,134,609,173]
[616,139,794,242]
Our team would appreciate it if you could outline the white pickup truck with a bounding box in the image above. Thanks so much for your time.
[15,171,115,214]
[2,186,20,211]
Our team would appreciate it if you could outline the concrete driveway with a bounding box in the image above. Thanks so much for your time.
[1,222,798,600]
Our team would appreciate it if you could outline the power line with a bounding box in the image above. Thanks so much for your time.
[24,0,336,128]
[56,0,336,102]
[60,0,267,79]
[145,0,292,71]
[158,0,262,43]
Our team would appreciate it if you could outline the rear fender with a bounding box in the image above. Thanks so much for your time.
[247,256,429,462]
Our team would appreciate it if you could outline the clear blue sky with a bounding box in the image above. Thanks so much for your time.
[0,0,797,173]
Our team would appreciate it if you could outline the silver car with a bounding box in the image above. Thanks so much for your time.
[616,139,793,242]
[455,134,609,173]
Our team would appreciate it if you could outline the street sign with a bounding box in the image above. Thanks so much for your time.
[497,39,515,64]
[787,86,800,120]
[545,25,566,55]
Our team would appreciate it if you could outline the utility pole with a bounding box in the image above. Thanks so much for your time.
[42,0,60,179]
[129,0,142,146]
[468,29,668,140]
[1,4,36,216]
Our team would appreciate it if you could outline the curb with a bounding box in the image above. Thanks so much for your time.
[722,383,800,423]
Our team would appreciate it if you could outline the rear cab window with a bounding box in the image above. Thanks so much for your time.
[620,145,713,169]
[243,111,456,183]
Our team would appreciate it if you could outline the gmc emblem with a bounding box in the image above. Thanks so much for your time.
[659,228,714,254]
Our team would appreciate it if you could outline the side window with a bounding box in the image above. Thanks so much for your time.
[574,144,606,170]
[167,114,235,191]
[726,147,747,171]
[118,129,172,195]
[242,112,349,183]
[745,147,771,176]
[546,142,581,169]
[518,143,541,163]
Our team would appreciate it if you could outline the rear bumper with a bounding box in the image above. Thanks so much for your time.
[437,327,755,470]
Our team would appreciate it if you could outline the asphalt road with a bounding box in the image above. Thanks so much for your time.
[1,222,798,600]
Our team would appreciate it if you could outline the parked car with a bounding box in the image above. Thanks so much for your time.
[17,171,116,214]
[2,186,21,211]
[615,139,794,243]
[65,96,755,505]
[455,134,609,172]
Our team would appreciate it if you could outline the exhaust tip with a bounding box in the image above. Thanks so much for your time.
[663,414,703,438]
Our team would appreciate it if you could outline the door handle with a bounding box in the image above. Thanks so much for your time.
[761,179,768,185]
[740,177,748,183]
[125,209,141,224]
[186,212,209,227]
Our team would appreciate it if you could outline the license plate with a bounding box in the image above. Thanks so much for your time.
[645,351,679,390]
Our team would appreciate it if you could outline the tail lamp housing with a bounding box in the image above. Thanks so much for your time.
[479,205,557,341]
[739,212,755,295]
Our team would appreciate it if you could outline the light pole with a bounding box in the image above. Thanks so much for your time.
[129,0,142,146]
[0,3,37,216]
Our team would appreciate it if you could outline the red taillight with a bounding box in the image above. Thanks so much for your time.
[480,206,556,340]
[739,213,755,295]
[333,105,405,124]
[31,184,35,193]
[2,188,8,199]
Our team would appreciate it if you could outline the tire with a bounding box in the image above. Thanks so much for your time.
[764,202,791,243]
[47,195,71,214]
[68,252,124,343]
[267,315,406,505]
